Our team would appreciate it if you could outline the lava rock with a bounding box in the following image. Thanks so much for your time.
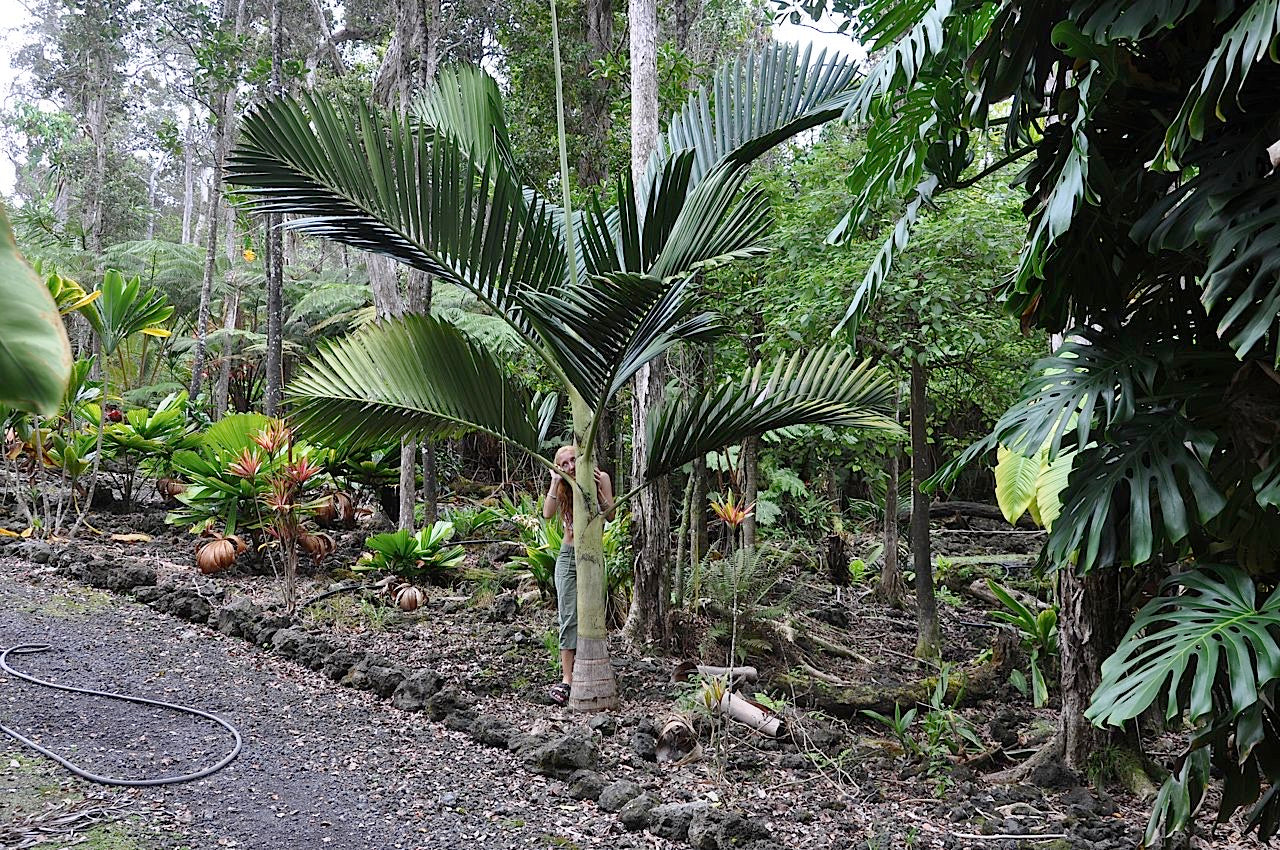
[598,779,644,813]
[618,793,658,832]
[482,540,523,567]
[1030,761,1081,790]
[524,730,599,779]
[104,562,156,592]
[587,713,618,736]
[132,585,167,604]
[567,769,606,801]
[468,715,515,748]
[294,638,338,671]
[444,711,477,732]
[648,802,708,841]
[630,729,658,762]
[391,670,445,712]
[487,592,519,623]
[988,718,1019,748]
[270,628,311,660]
[687,809,771,850]
[246,612,293,645]
[212,598,261,639]
[79,559,113,587]
[158,590,211,623]
[342,656,406,698]
[322,649,361,683]
[19,541,52,565]
[425,687,475,721]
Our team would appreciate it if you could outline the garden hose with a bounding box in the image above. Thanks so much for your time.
[0,643,242,787]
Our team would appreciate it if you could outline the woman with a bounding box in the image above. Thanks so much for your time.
[543,444,615,705]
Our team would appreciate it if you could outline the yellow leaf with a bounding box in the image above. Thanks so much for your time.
[110,532,152,543]
[0,528,18,537]
[66,289,102,313]
[141,327,172,338]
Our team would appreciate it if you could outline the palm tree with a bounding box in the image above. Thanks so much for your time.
[225,46,898,710]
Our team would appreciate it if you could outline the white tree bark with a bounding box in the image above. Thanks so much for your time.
[623,0,669,645]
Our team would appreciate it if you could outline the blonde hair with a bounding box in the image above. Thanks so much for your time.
[553,445,575,527]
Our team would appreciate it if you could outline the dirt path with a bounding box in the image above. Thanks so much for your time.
[0,558,668,849]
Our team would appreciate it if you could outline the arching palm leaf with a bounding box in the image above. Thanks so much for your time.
[227,95,565,342]
[287,314,544,456]
[644,349,898,480]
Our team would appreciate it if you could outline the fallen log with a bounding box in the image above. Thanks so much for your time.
[671,661,759,686]
[775,631,1016,719]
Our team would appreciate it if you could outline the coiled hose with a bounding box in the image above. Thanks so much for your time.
[0,643,242,786]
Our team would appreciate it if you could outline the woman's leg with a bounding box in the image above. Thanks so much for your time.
[554,544,577,685]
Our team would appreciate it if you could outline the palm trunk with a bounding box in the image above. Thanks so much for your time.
[910,358,941,660]
[570,393,617,711]
[213,284,240,419]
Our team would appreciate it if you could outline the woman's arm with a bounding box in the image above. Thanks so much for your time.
[595,469,616,520]
[542,469,561,519]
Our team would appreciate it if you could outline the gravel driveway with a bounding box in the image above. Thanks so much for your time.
[0,559,669,849]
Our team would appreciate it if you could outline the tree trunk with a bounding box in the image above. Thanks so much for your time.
[189,0,246,401]
[877,387,905,606]
[181,117,197,244]
[263,0,285,416]
[622,0,667,646]
[213,214,240,419]
[741,434,759,551]
[579,0,614,187]
[910,358,941,660]
[1059,566,1123,770]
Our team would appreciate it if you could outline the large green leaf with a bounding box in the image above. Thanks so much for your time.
[287,314,544,456]
[1047,413,1225,569]
[994,445,1040,524]
[644,348,899,480]
[1088,565,1280,726]
[0,204,72,416]
[1157,0,1280,166]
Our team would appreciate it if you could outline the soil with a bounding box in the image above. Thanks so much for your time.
[0,499,1265,850]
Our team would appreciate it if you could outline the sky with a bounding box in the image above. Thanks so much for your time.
[0,1,859,196]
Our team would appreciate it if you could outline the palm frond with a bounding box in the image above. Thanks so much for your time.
[521,272,720,409]
[413,64,516,172]
[287,314,544,456]
[644,349,898,481]
[842,0,956,122]
[82,269,175,355]
[226,94,565,341]
[645,41,862,205]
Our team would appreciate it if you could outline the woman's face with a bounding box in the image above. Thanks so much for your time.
[557,448,576,477]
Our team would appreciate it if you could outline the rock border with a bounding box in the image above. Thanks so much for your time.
[9,539,781,850]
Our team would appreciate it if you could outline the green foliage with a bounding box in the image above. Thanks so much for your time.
[80,269,173,356]
[987,579,1057,708]
[702,545,788,663]
[445,505,502,540]
[510,516,563,601]
[355,522,467,586]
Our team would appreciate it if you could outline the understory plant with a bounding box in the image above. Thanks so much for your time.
[509,515,563,600]
[354,521,466,586]
[987,579,1058,708]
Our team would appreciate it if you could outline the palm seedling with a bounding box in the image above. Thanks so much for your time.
[225,46,899,710]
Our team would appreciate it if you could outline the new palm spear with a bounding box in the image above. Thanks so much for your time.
[226,43,898,710]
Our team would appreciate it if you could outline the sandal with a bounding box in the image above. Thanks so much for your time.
[549,682,571,705]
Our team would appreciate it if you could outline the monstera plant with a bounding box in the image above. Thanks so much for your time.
[225,46,899,710]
